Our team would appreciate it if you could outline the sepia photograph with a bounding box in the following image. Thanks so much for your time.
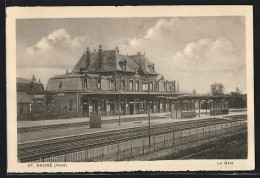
[6,6,254,172]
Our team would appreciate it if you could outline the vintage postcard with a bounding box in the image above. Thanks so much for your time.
[6,6,254,173]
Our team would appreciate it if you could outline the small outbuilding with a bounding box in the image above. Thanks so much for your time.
[17,92,33,120]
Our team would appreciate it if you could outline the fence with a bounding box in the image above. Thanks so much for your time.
[32,120,247,162]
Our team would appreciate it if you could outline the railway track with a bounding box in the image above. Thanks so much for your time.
[18,116,247,162]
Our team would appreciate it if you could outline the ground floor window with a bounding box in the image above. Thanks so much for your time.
[68,100,73,111]
[102,99,106,112]
[121,99,126,111]
[110,99,114,111]
[140,101,144,110]
[149,101,153,111]
[135,99,139,110]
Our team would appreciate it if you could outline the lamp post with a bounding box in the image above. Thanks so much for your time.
[147,74,151,147]
[119,89,121,125]
[118,73,122,125]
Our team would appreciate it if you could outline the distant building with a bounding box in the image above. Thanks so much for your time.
[45,45,179,117]
[228,92,247,108]
[17,77,44,93]
[17,92,33,120]
[16,77,46,120]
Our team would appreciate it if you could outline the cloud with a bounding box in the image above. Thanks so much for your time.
[120,18,246,94]
[27,29,71,54]
[173,38,240,71]
[18,28,99,69]
[17,17,246,94]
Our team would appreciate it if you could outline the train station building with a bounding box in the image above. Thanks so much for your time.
[45,45,184,118]
[44,45,230,119]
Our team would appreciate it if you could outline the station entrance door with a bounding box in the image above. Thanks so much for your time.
[83,102,89,117]
[92,99,99,116]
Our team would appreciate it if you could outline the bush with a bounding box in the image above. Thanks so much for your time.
[27,103,77,120]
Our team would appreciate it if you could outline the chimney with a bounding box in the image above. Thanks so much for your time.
[85,46,90,69]
[86,46,90,54]
[98,45,103,52]
[94,49,96,52]
[115,46,119,53]
[66,69,68,74]
[177,80,179,93]
[98,45,103,70]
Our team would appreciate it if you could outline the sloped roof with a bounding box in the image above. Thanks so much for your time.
[73,50,117,73]
[71,49,158,74]
[17,78,44,93]
[129,54,158,74]
[17,92,33,103]
[51,73,84,79]
[72,53,87,73]
[17,77,41,84]
[115,53,137,72]
[100,50,117,71]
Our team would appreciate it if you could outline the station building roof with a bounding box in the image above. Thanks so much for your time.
[72,47,159,75]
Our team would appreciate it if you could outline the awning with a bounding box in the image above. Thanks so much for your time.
[101,75,113,79]
[166,97,178,100]
[87,74,100,78]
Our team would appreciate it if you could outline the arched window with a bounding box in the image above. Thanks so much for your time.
[59,81,63,89]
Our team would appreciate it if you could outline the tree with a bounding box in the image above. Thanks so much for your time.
[211,83,224,96]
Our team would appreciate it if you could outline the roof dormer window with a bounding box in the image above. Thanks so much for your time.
[59,81,63,89]
[148,63,155,73]
[119,59,127,70]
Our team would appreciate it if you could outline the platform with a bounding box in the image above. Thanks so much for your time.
[18,112,168,128]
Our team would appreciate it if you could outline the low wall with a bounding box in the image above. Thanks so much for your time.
[182,111,196,118]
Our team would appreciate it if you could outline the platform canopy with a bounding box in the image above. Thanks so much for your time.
[176,95,231,101]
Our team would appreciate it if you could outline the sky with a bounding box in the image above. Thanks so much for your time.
[16,17,246,94]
